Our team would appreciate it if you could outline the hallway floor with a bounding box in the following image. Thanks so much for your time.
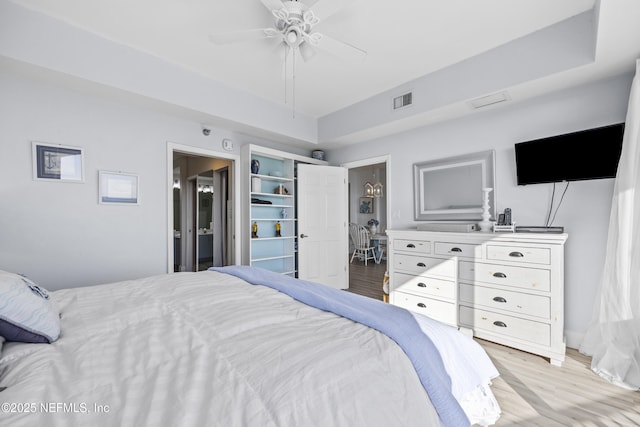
[347,257,386,301]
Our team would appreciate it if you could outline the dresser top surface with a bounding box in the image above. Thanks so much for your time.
[386,228,568,244]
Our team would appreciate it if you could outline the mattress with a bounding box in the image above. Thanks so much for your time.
[0,269,500,426]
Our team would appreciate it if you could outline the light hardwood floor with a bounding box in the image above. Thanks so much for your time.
[347,260,640,426]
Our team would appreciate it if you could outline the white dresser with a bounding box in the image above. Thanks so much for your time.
[387,229,568,366]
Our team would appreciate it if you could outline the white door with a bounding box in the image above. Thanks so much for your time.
[297,164,348,289]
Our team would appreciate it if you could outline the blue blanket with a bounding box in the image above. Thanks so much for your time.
[211,265,469,427]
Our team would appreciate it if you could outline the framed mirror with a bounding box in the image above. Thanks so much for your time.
[413,150,495,221]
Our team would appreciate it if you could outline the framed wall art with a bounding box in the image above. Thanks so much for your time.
[359,197,374,214]
[32,142,84,182]
[99,171,139,205]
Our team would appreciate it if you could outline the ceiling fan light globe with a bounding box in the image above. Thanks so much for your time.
[299,41,317,61]
[275,19,287,31]
[285,25,307,48]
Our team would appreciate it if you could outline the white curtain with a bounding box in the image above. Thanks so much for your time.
[580,59,640,390]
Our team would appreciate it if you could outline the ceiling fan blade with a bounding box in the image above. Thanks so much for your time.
[209,28,279,45]
[260,0,285,12]
[309,33,366,62]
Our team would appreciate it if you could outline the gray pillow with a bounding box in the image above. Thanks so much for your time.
[0,270,60,343]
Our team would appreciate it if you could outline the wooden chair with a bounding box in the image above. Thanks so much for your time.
[349,223,376,265]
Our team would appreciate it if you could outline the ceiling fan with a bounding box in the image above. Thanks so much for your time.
[209,0,366,64]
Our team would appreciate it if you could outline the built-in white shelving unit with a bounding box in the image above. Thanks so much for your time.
[242,145,326,276]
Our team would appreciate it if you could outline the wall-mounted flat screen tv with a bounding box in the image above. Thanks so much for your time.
[515,123,625,185]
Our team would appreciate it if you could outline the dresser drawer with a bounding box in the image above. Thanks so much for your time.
[393,239,431,255]
[459,306,550,346]
[393,254,456,278]
[393,292,456,325]
[459,283,550,319]
[459,261,550,292]
[487,244,551,265]
[394,272,455,300]
[434,242,482,259]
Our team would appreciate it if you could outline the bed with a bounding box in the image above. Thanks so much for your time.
[0,266,501,426]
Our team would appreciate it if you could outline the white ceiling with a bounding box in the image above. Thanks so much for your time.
[8,0,640,142]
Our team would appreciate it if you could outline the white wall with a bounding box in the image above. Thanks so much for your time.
[0,67,296,291]
[327,73,634,347]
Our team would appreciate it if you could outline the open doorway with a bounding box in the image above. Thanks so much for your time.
[167,143,240,273]
[342,156,389,300]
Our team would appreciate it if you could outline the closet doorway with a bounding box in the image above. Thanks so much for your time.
[167,143,240,273]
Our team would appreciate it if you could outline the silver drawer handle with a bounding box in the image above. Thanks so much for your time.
[493,272,507,278]
[450,247,462,252]
[509,251,524,257]
[417,303,427,308]
[417,282,427,288]
[406,243,416,248]
[493,296,507,303]
[493,321,507,328]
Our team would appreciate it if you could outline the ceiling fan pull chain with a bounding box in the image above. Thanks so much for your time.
[284,46,288,105]
[293,49,296,118]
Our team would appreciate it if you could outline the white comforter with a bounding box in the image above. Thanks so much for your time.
[1,271,445,426]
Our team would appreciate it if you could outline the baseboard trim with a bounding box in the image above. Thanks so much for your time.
[565,329,585,350]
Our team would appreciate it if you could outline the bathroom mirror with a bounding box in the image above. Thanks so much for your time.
[413,150,495,221]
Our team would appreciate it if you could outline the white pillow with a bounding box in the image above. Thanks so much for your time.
[0,270,60,343]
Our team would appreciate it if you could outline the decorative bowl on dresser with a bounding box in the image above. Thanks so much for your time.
[386,229,568,366]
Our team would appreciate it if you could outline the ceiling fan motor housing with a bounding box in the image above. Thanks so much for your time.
[273,1,319,48]
[209,0,365,62]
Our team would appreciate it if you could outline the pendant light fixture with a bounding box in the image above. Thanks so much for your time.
[363,168,383,198]
[363,181,374,197]
[373,182,383,198]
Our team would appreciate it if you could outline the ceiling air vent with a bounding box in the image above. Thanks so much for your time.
[392,92,413,110]
[468,91,511,109]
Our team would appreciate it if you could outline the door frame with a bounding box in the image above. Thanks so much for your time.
[166,142,241,273]
[341,154,391,227]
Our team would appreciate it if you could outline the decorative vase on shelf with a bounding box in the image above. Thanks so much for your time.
[251,159,260,174]
[478,187,493,232]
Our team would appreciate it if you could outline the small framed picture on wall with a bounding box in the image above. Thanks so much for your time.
[359,197,374,214]
[99,171,139,205]
[32,142,84,182]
